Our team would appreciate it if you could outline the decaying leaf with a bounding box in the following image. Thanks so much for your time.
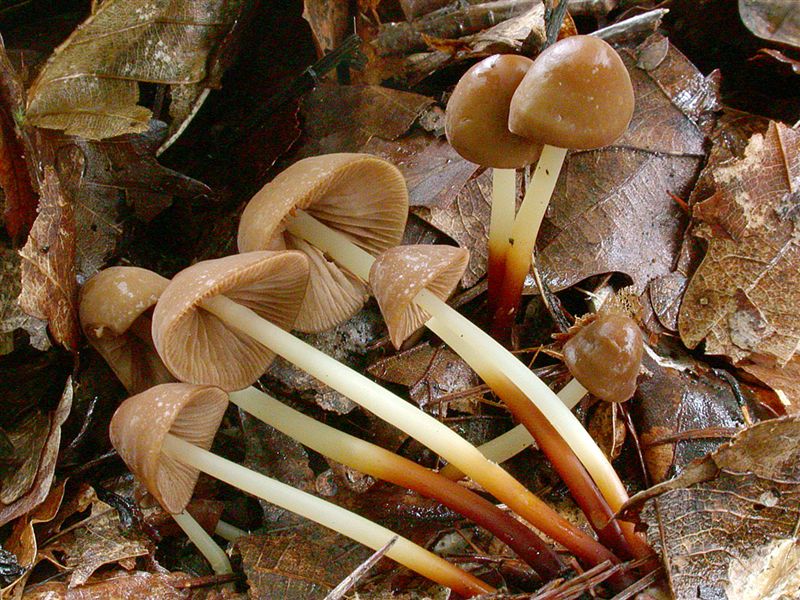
[18,166,79,351]
[0,249,49,353]
[738,0,800,48]
[740,354,800,414]
[26,0,246,140]
[630,417,800,600]
[303,0,350,53]
[679,122,800,366]
[368,342,483,415]
[23,571,188,600]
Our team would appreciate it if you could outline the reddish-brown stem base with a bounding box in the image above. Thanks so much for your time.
[489,257,525,342]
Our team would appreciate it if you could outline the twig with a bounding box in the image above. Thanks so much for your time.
[544,0,571,47]
[592,8,669,42]
[324,536,398,600]
[712,368,753,426]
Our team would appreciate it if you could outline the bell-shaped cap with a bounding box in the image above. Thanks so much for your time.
[110,383,228,513]
[509,36,634,149]
[79,267,174,394]
[152,251,309,391]
[445,54,542,168]
[370,245,469,349]
[237,153,409,333]
[563,314,643,402]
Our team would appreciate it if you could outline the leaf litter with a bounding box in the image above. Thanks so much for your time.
[0,1,799,599]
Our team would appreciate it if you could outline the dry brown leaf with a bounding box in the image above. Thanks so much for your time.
[368,342,483,416]
[23,571,188,600]
[740,355,800,414]
[303,0,351,53]
[678,122,800,366]
[0,249,49,353]
[18,166,79,351]
[738,0,800,48]
[25,0,246,140]
[0,377,72,527]
[630,416,800,600]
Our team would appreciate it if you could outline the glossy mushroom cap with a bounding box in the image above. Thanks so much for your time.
[370,245,469,349]
[79,267,174,394]
[110,383,228,513]
[445,54,543,168]
[237,154,409,333]
[508,36,634,150]
[152,251,309,391]
[563,314,643,402]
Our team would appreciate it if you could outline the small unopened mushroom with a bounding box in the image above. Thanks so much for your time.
[111,383,494,597]
[490,35,635,339]
[237,153,408,333]
[152,252,617,568]
[563,314,643,403]
[79,267,173,394]
[445,54,542,319]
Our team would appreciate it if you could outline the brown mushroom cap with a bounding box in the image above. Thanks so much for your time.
[508,36,634,150]
[237,153,409,333]
[562,314,643,402]
[370,245,469,349]
[79,267,174,394]
[110,383,228,513]
[445,54,543,168]
[152,251,309,391]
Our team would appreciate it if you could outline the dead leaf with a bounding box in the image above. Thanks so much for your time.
[631,416,800,600]
[0,376,72,527]
[738,0,800,48]
[303,0,351,54]
[235,530,374,600]
[368,342,483,416]
[739,355,800,414]
[23,571,188,599]
[26,0,246,140]
[679,122,800,366]
[0,249,49,353]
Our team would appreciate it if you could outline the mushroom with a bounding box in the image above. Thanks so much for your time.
[79,267,173,394]
[490,35,635,339]
[369,245,651,561]
[237,153,408,333]
[444,54,541,319]
[251,193,633,517]
[152,251,619,568]
[111,383,494,597]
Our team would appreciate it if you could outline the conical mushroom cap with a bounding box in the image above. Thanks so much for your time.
[370,245,469,349]
[110,383,228,513]
[152,251,310,391]
[79,267,174,394]
[445,54,542,168]
[237,153,409,333]
[563,314,643,402]
[508,36,634,150]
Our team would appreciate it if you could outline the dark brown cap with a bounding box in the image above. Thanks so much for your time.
[370,245,469,349]
[563,314,643,402]
[79,267,174,394]
[152,251,309,391]
[237,154,408,333]
[446,54,543,168]
[109,383,228,513]
[509,36,634,149]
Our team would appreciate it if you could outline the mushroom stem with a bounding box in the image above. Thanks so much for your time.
[161,434,493,597]
[229,386,566,578]
[438,377,587,480]
[201,294,617,568]
[285,210,629,512]
[214,520,248,543]
[171,510,232,575]
[487,168,517,316]
[489,144,567,340]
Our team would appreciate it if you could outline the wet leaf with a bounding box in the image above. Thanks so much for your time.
[0,377,71,527]
[631,416,800,600]
[738,0,800,48]
[26,0,247,140]
[18,166,79,352]
[368,342,483,416]
[678,122,800,366]
[23,571,188,599]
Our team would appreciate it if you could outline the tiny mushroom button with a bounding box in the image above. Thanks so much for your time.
[237,153,409,333]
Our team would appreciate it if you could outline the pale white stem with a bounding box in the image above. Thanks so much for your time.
[162,435,491,595]
[416,288,629,509]
[488,168,517,258]
[283,208,628,509]
[439,378,587,479]
[171,510,232,575]
[504,144,567,277]
[214,520,248,543]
